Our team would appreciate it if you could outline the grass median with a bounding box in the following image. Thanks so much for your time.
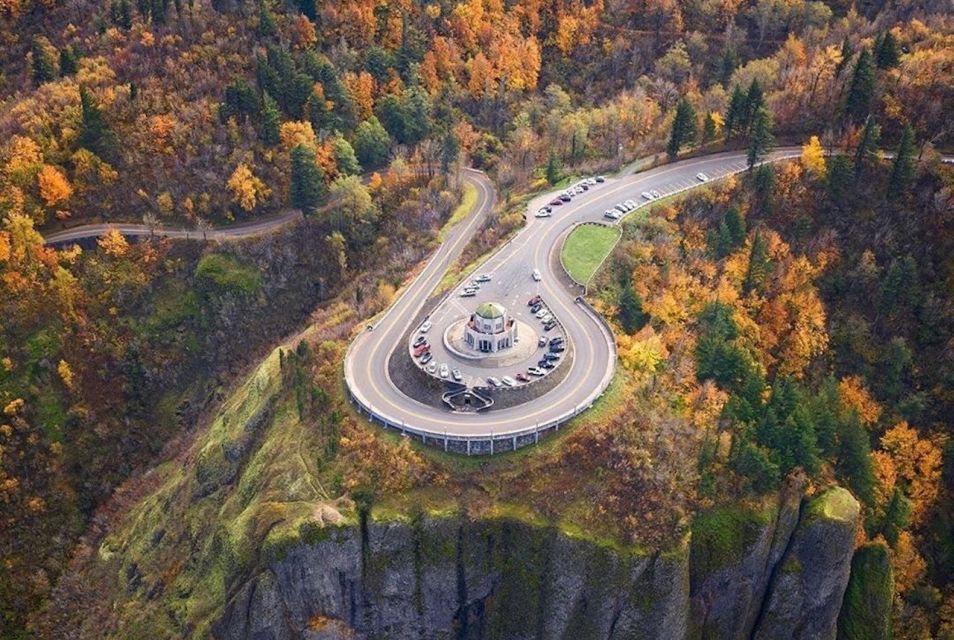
[560,224,620,284]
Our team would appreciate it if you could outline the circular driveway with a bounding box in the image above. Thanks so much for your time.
[344,150,801,440]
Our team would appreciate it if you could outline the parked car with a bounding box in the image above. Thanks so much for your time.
[549,198,564,206]
[624,199,637,209]
[452,368,462,382]
[595,175,606,183]
[696,172,710,182]
[460,289,476,297]
[486,376,501,387]
[577,183,589,191]
[535,308,549,319]
[530,303,543,313]
[535,208,552,218]
[476,273,492,282]
[559,194,572,202]
[532,269,542,281]
[604,209,621,220]
[502,376,517,387]
[439,363,449,378]
[413,343,430,357]
[543,320,557,331]
[615,204,628,213]
[426,362,437,374]
[549,344,566,353]
[651,189,662,199]
[540,313,553,323]
[528,367,546,376]
[413,335,426,347]
[544,352,561,361]
[585,177,598,186]
[641,191,654,201]
[515,372,530,383]
[550,336,564,345]
[538,360,555,369]
[420,352,433,364]
[528,295,542,306]
[538,336,548,347]
[419,320,432,332]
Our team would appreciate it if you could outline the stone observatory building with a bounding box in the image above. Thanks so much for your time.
[464,302,517,353]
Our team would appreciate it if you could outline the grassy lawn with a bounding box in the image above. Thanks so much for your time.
[561,224,620,284]
[437,182,477,242]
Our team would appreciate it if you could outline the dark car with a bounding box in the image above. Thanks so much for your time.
[545,352,561,361]
[420,352,433,365]
[539,360,555,369]
[549,344,565,353]
[543,320,557,331]
[530,303,542,314]
[528,295,542,306]
[549,336,563,345]
[595,175,606,183]
[413,335,427,347]
[559,194,572,202]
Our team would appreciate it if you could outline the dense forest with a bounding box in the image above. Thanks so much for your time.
[1,0,951,636]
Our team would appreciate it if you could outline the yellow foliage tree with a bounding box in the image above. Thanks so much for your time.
[226,163,269,212]
[891,530,927,595]
[57,359,75,389]
[97,228,130,258]
[880,422,943,524]
[800,135,826,175]
[279,120,318,152]
[838,375,882,427]
[37,165,72,207]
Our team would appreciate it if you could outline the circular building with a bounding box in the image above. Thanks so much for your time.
[465,302,517,353]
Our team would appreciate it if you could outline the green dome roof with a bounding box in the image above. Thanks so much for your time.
[475,301,506,319]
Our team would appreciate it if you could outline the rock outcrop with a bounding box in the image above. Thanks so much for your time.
[215,483,869,640]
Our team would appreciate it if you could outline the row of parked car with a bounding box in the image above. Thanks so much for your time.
[458,272,492,297]
[528,294,557,331]
[536,175,606,218]
[412,329,464,381]
[603,198,639,220]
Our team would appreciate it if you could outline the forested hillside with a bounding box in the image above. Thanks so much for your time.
[1,0,951,636]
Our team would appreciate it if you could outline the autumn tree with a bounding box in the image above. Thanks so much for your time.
[37,165,73,208]
[800,135,826,176]
[667,98,697,159]
[227,163,269,212]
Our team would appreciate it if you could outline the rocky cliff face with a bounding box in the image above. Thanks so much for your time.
[215,483,865,640]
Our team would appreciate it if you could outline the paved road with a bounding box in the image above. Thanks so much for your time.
[344,149,803,442]
[41,209,303,245]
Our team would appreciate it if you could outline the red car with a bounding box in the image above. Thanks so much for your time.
[527,295,542,306]
[549,198,563,206]
[413,343,430,357]
[515,372,530,383]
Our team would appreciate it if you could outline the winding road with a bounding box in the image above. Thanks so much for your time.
[343,148,804,454]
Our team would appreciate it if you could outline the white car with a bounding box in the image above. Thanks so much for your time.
[452,368,462,381]
[426,362,437,374]
[696,172,710,182]
[535,308,549,319]
[501,376,517,387]
[476,274,492,282]
[527,366,546,376]
[420,320,432,333]
[532,269,542,281]
[460,290,476,297]
[439,363,449,378]
[604,209,621,220]
[624,199,637,209]
[585,177,597,186]
[486,376,501,387]
[540,313,553,323]
[651,189,662,199]
[535,208,552,218]
[641,191,654,201]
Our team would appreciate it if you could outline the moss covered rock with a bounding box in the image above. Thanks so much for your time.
[837,543,893,640]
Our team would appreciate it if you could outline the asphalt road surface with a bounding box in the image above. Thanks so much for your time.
[344,149,803,439]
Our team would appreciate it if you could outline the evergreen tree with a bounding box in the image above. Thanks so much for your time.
[746,106,773,169]
[887,124,916,194]
[836,415,875,506]
[440,130,460,173]
[724,85,746,142]
[353,117,392,168]
[31,36,58,86]
[618,278,649,333]
[731,436,780,492]
[853,116,880,176]
[724,205,745,246]
[874,487,912,546]
[742,228,770,294]
[77,86,117,160]
[702,112,718,143]
[835,36,854,77]
[827,155,854,209]
[719,45,738,87]
[331,135,361,176]
[874,30,900,69]
[545,153,562,185]
[221,77,258,122]
[667,98,697,159]
[59,46,78,76]
[257,1,278,38]
[110,0,133,28]
[289,144,326,213]
[843,48,876,125]
[742,78,764,133]
[259,92,281,146]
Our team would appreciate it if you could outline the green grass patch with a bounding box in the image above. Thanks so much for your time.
[438,182,477,242]
[194,253,262,295]
[561,224,620,284]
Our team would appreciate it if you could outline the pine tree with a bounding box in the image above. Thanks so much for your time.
[837,415,875,506]
[257,1,277,38]
[59,46,78,76]
[835,36,853,77]
[545,153,562,185]
[887,124,916,195]
[260,92,281,146]
[742,228,770,294]
[724,85,746,142]
[875,487,912,546]
[843,48,876,125]
[289,144,325,213]
[724,205,745,246]
[77,87,117,160]
[742,79,764,133]
[353,117,392,168]
[618,279,649,333]
[874,31,900,69]
[719,45,738,87]
[702,112,717,143]
[746,106,773,169]
[667,98,697,159]
[854,116,880,177]
[31,36,58,86]
[110,0,133,28]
